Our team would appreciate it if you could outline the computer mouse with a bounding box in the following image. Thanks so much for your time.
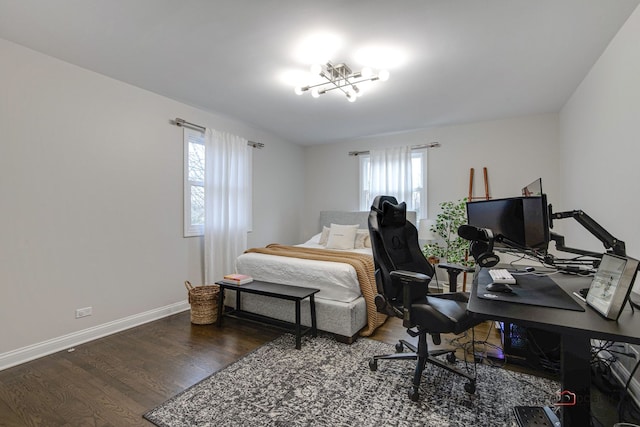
[486,282,514,293]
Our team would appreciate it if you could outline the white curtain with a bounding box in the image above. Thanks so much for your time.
[367,145,414,209]
[203,129,252,284]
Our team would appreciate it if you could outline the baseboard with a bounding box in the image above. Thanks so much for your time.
[0,301,190,371]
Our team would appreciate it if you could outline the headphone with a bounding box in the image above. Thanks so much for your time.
[458,225,501,268]
[469,238,500,268]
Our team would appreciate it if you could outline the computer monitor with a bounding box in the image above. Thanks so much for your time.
[522,178,543,197]
[466,195,550,251]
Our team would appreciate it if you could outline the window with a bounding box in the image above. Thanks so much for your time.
[184,128,205,236]
[359,149,426,219]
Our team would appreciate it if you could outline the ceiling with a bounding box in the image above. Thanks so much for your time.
[1,1,638,146]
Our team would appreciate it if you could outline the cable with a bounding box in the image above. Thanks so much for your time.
[522,328,561,373]
[460,326,478,376]
[507,252,528,267]
[430,272,443,292]
[446,322,511,370]
[617,356,640,423]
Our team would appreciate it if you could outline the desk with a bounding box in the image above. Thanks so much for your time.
[468,268,640,426]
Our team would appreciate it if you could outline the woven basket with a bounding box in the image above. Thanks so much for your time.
[184,281,220,325]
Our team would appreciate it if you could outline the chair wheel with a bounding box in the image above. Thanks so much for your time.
[446,352,457,363]
[464,381,476,394]
[395,342,404,353]
[369,358,378,371]
[408,386,420,401]
[431,333,442,345]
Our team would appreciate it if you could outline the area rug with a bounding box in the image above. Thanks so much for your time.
[144,334,559,426]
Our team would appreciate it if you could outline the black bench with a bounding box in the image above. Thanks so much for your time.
[215,280,319,349]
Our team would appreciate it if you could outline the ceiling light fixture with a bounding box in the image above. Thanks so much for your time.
[294,62,389,102]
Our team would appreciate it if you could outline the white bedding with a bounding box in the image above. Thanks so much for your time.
[235,233,372,303]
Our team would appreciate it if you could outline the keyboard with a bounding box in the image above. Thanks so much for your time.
[488,269,517,284]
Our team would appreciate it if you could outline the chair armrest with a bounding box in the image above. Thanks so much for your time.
[437,263,474,274]
[390,270,430,328]
[437,263,475,292]
[390,270,430,283]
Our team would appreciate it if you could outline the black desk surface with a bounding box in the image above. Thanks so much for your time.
[476,270,585,312]
[468,268,640,345]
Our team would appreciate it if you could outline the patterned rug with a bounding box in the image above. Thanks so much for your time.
[144,334,559,426]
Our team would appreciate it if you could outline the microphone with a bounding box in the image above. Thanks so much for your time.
[458,224,494,242]
[458,225,500,267]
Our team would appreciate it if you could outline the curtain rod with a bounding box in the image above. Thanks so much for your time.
[173,118,264,149]
[348,142,441,156]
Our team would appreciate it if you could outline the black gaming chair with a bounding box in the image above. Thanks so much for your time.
[367,195,481,401]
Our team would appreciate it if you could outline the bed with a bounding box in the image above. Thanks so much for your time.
[230,210,416,343]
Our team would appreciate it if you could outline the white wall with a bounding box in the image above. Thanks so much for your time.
[559,5,640,260]
[3,1,637,369]
[303,114,560,238]
[0,39,304,362]
[559,3,640,398]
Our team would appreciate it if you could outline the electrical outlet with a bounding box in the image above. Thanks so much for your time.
[75,306,92,318]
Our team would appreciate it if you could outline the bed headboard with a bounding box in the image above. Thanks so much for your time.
[318,210,417,231]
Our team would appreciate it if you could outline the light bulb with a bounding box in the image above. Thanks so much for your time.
[310,64,322,75]
[294,86,304,95]
[311,88,320,98]
[361,67,373,79]
[346,91,357,102]
[378,70,390,81]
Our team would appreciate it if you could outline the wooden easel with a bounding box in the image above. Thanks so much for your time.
[468,167,490,202]
[462,167,490,291]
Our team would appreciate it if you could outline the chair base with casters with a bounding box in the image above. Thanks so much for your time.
[368,324,477,401]
[368,268,478,401]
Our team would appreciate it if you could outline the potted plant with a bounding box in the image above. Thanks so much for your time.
[422,198,473,267]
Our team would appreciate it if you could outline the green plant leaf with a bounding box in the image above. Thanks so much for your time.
[422,198,474,266]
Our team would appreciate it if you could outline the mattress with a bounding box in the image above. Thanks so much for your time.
[235,236,371,303]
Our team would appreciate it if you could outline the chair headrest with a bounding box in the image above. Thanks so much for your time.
[381,200,407,226]
[371,195,398,209]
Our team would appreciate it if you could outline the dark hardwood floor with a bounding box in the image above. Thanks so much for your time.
[0,311,630,426]
[0,312,281,426]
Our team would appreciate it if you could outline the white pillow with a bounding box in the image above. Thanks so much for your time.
[354,229,370,249]
[326,224,359,250]
[304,232,322,245]
[319,226,331,245]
